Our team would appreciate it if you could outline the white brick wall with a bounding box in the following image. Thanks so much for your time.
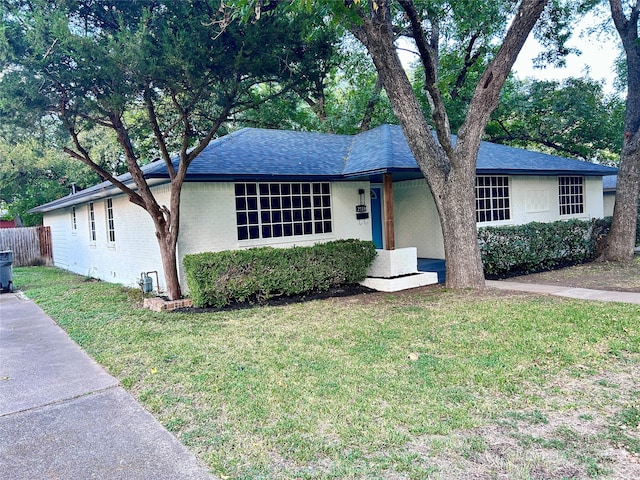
[507,176,604,226]
[392,176,606,260]
[46,181,373,292]
[45,210,71,269]
[392,179,445,259]
[46,187,168,290]
[44,176,607,290]
[604,193,616,217]
[367,248,418,278]
[176,181,373,288]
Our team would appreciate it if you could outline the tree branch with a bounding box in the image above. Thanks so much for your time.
[62,146,146,208]
[459,0,549,166]
[144,86,175,179]
[59,97,146,208]
[450,32,485,101]
[397,0,452,156]
[359,75,383,132]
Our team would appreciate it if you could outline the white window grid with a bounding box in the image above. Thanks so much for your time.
[106,198,115,242]
[235,182,332,241]
[475,176,511,223]
[88,202,96,242]
[558,176,584,215]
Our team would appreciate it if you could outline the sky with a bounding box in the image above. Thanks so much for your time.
[512,12,621,94]
[397,11,622,95]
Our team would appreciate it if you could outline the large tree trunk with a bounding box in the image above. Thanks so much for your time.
[351,1,484,289]
[111,115,184,300]
[599,143,640,261]
[599,0,640,262]
[438,168,486,288]
[351,0,547,289]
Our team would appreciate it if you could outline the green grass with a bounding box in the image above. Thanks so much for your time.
[13,267,640,479]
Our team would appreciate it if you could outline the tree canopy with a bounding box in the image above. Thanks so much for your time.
[487,76,624,163]
[0,0,339,298]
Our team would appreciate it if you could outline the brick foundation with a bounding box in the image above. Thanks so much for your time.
[143,297,193,312]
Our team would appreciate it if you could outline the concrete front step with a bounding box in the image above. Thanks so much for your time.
[361,272,438,292]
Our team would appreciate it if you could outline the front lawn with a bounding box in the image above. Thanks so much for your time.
[14,267,640,479]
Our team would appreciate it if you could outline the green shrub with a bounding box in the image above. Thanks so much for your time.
[479,218,611,277]
[183,239,377,308]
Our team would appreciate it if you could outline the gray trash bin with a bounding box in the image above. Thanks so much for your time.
[0,250,13,293]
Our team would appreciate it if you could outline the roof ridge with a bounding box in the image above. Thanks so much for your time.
[382,124,394,167]
[207,127,251,148]
[342,132,359,175]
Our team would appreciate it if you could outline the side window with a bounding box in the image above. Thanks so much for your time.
[475,176,511,223]
[558,176,584,215]
[106,198,115,243]
[88,202,96,242]
[71,206,77,232]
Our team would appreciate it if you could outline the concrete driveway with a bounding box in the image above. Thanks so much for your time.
[0,292,216,480]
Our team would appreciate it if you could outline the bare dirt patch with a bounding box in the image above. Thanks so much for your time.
[505,257,640,293]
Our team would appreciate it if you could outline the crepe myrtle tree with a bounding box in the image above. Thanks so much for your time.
[0,0,338,299]
[245,0,574,289]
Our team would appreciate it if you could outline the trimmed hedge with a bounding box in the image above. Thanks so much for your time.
[479,218,611,277]
[183,239,377,308]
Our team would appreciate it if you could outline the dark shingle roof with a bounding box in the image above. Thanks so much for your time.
[603,175,617,191]
[475,140,617,176]
[145,128,353,180]
[31,124,618,213]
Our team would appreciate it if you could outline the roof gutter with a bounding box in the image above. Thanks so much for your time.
[29,177,169,213]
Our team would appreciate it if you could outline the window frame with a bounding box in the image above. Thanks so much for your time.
[106,198,115,243]
[558,176,585,216]
[235,182,333,241]
[88,202,96,243]
[475,175,511,223]
[71,206,77,233]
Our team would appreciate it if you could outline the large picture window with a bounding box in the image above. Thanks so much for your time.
[475,176,511,223]
[558,176,584,215]
[235,182,332,241]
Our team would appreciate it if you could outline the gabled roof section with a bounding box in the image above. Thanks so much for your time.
[343,124,419,176]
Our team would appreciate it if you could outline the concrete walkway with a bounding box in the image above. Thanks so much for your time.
[487,280,640,305]
[0,292,216,480]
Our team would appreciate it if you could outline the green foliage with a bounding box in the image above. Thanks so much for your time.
[183,239,377,307]
[0,0,340,162]
[0,0,340,297]
[487,77,624,164]
[0,134,102,225]
[235,37,396,134]
[479,218,612,277]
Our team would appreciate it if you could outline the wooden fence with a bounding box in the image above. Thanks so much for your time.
[0,226,53,266]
